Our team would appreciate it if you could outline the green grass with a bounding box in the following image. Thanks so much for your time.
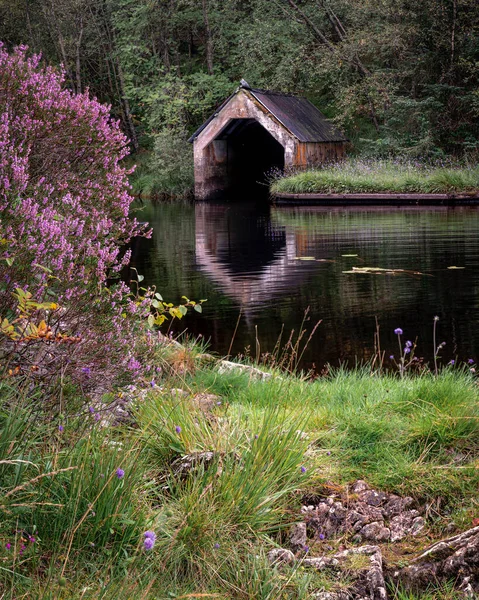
[271,159,479,195]
[1,356,479,598]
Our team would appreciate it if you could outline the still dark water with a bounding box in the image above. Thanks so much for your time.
[131,200,479,370]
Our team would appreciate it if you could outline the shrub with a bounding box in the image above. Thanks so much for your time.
[0,44,149,398]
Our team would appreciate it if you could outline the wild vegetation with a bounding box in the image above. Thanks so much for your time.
[1,0,479,196]
[1,7,479,599]
[271,159,479,195]
[2,335,479,598]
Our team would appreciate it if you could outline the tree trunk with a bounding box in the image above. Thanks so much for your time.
[202,0,214,75]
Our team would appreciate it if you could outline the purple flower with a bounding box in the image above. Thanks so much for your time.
[116,468,125,479]
[404,347,411,354]
[326,451,331,456]
[301,466,307,473]
[303,545,309,552]
[449,360,455,365]
[144,531,156,542]
[5,543,11,550]
[81,367,91,376]
[175,425,181,434]
[28,536,35,544]
[213,542,220,549]
[319,533,325,540]
[468,359,475,365]
[254,434,259,439]
[94,413,101,422]
[405,340,412,348]
[143,537,155,551]
[394,328,403,335]
[150,380,156,387]
[58,425,64,432]
[89,406,95,413]
[127,357,141,372]
[389,355,394,360]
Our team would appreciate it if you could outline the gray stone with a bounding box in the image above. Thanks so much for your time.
[217,360,272,381]
[359,489,389,507]
[393,525,479,595]
[267,548,295,565]
[389,511,425,542]
[289,522,307,552]
[382,495,414,518]
[351,480,370,494]
[359,521,391,542]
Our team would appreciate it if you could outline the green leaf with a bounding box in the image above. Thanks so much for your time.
[178,305,188,316]
[137,274,144,282]
[155,292,163,301]
[147,314,155,328]
[194,304,202,313]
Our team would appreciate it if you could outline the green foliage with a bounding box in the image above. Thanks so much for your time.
[3,0,478,198]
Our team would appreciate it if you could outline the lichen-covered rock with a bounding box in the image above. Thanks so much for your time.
[267,548,295,565]
[359,521,391,542]
[389,511,425,542]
[289,522,307,552]
[391,525,479,595]
[302,481,425,544]
[217,360,272,381]
[306,545,387,600]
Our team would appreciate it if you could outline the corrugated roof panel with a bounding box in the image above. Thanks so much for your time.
[250,89,347,143]
[188,85,348,143]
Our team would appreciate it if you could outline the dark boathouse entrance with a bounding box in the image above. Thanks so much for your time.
[216,118,285,193]
[189,80,348,200]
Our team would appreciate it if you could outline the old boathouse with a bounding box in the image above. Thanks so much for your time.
[189,80,348,200]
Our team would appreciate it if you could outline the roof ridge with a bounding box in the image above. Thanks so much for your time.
[250,87,299,98]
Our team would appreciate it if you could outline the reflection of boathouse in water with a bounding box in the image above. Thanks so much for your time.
[189,80,348,200]
[195,203,302,307]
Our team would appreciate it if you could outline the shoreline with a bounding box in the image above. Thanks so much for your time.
[273,191,479,205]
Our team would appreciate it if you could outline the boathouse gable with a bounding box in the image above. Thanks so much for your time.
[189,83,347,200]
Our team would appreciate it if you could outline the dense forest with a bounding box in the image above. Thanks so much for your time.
[1,0,479,193]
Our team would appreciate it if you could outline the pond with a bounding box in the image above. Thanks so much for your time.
[131,200,479,371]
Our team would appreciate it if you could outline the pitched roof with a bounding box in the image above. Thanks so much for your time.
[188,85,347,144]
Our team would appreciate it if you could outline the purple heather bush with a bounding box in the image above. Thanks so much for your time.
[0,44,151,397]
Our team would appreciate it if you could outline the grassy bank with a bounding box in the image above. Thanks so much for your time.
[1,342,479,599]
[271,160,479,195]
